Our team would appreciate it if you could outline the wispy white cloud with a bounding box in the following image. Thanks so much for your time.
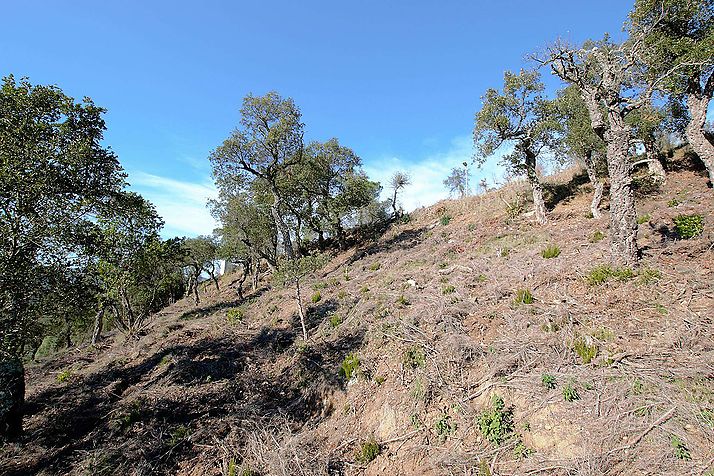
[363,135,506,211]
[128,171,218,238]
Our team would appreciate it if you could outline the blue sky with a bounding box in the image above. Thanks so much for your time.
[1,1,635,237]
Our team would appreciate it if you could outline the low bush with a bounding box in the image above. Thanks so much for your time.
[311,291,322,303]
[403,346,426,368]
[541,244,561,259]
[673,214,703,239]
[573,336,598,364]
[478,395,514,445]
[442,285,456,295]
[356,437,381,463]
[563,383,580,402]
[589,230,605,243]
[339,353,360,381]
[435,412,457,441]
[586,265,633,285]
[440,214,452,226]
[513,289,534,305]
[541,373,556,389]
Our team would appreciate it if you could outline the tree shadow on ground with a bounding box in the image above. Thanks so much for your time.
[542,169,590,210]
[301,298,339,333]
[4,319,365,476]
[178,286,269,321]
[349,226,428,265]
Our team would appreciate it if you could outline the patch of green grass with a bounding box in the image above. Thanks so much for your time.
[311,291,322,303]
[329,313,342,328]
[369,262,381,271]
[638,268,661,285]
[403,346,426,369]
[411,377,428,402]
[671,435,691,460]
[541,244,561,259]
[356,437,381,464]
[541,373,557,390]
[339,353,361,381]
[589,230,605,243]
[374,375,386,385]
[667,198,680,207]
[673,214,704,239]
[360,285,370,294]
[434,412,457,441]
[56,369,72,383]
[573,336,598,364]
[226,307,244,324]
[476,274,487,282]
[442,285,456,295]
[513,439,533,459]
[591,327,614,342]
[468,223,477,232]
[478,395,514,445]
[312,281,328,290]
[700,409,714,429]
[396,294,410,306]
[637,214,651,225]
[337,289,347,299]
[585,265,634,285]
[440,214,452,226]
[563,383,580,402]
[513,289,534,305]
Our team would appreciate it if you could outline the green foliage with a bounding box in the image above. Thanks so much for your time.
[673,214,704,239]
[396,294,410,306]
[403,346,426,369]
[513,289,534,305]
[541,373,557,390]
[329,314,342,328]
[513,439,533,459]
[637,214,651,225]
[356,438,381,464]
[168,425,190,447]
[411,377,428,402]
[573,337,598,364]
[478,395,515,445]
[339,353,360,381]
[374,375,386,385]
[311,291,322,303]
[589,230,605,242]
[638,268,662,285]
[670,435,691,460]
[442,285,456,295]
[368,262,381,271]
[541,244,561,258]
[56,369,72,383]
[312,281,328,290]
[563,383,580,402]
[337,289,348,299]
[226,308,244,324]
[586,265,634,285]
[667,198,680,207]
[440,214,452,226]
[435,412,457,441]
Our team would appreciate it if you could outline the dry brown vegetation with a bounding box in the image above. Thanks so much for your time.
[1,149,712,476]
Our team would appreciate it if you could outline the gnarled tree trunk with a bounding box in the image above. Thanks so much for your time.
[91,308,105,345]
[606,112,638,266]
[525,152,547,225]
[583,150,604,219]
[271,191,295,259]
[685,86,714,186]
[0,357,24,440]
[644,140,666,184]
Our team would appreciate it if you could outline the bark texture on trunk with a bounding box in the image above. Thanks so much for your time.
[91,308,105,345]
[685,90,714,186]
[0,358,24,440]
[294,279,308,341]
[525,153,547,225]
[606,113,639,266]
[271,192,295,259]
[583,150,604,219]
[644,141,666,184]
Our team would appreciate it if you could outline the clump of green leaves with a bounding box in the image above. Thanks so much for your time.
[339,353,360,381]
[329,313,342,328]
[586,265,634,285]
[226,307,244,324]
[513,289,534,305]
[573,336,598,364]
[440,214,452,226]
[435,412,457,441]
[168,425,190,446]
[368,262,381,271]
[478,395,514,445]
[374,375,386,385]
[673,214,703,239]
[667,198,680,207]
[311,291,322,303]
[637,214,651,225]
[541,373,556,390]
[513,439,533,459]
[356,437,381,464]
[403,346,426,368]
[671,435,691,460]
[109,399,143,433]
[56,369,72,383]
[541,245,561,259]
[442,285,456,295]
[589,230,605,243]
[563,383,580,402]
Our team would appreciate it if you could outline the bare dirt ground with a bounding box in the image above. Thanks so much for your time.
[1,149,712,476]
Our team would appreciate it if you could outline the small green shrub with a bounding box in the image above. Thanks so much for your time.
[476,274,487,282]
[337,289,347,299]
[311,291,322,303]
[360,285,370,294]
[374,375,386,385]
[671,435,691,460]
[329,313,342,328]
[700,409,714,428]
[442,285,456,295]
[673,214,704,239]
[339,353,360,381]
[168,425,190,446]
[356,437,381,463]
[541,245,561,259]
[226,307,244,324]
[541,373,556,390]
[478,395,514,445]
[638,268,661,285]
[56,369,72,383]
[440,214,452,226]
[513,289,534,305]
[667,198,680,207]
[513,439,533,459]
[586,265,634,285]
[369,262,381,271]
[637,214,651,225]
[435,412,457,441]
[563,383,580,402]
[403,346,426,368]
[589,230,605,243]
[573,336,598,364]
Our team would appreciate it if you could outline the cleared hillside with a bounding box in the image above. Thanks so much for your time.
[1,150,712,476]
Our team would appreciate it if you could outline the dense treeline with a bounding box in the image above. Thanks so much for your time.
[0,0,712,441]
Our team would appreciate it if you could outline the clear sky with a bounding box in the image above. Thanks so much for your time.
[1,1,635,237]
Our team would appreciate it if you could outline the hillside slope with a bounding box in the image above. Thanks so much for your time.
[1,152,713,476]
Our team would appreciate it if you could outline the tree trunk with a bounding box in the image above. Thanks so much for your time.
[644,140,666,184]
[605,112,639,266]
[91,308,105,345]
[271,191,295,259]
[391,188,399,218]
[583,150,604,219]
[0,357,24,440]
[294,279,308,341]
[685,89,714,186]
[251,261,259,291]
[525,153,547,225]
